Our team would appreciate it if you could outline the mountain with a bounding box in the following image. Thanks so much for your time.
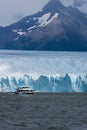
[0,0,87,51]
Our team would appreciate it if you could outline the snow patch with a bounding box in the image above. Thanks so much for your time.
[47,13,59,24]
[33,17,37,21]
[12,29,18,33]
[12,29,26,36]
[17,31,26,36]
[38,13,51,26]
[29,30,32,33]
[38,13,59,27]
[28,25,37,31]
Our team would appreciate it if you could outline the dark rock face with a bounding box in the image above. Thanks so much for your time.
[0,0,87,51]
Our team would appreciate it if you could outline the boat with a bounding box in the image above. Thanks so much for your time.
[14,87,34,94]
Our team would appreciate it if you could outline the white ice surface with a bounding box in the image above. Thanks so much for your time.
[0,51,87,80]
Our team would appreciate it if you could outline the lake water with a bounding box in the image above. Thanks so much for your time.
[0,93,87,130]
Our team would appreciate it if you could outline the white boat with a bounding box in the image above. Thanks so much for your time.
[14,87,34,94]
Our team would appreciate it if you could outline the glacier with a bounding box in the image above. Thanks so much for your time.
[0,74,87,92]
[0,50,87,92]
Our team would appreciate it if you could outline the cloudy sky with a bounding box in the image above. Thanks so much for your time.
[0,0,86,26]
[0,0,49,26]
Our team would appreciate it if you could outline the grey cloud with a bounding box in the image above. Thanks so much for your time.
[0,0,49,26]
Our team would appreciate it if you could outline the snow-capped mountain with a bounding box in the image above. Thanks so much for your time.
[0,0,87,51]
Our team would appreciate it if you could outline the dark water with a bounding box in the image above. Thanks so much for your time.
[0,93,87,130]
